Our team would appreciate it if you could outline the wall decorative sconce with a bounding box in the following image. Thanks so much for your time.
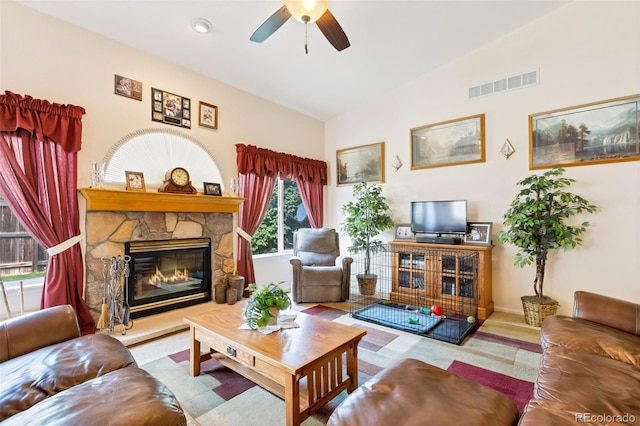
[500,139,515,159]
[392,155,403,171]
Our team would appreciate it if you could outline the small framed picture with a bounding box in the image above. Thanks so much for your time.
[125,171,146,192]
[199,101,218,129]
[203,182,221,196]
[464,222,492,246]
[394,223,414,241]
[114,74,143,101]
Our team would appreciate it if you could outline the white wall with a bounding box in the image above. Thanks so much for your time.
[325,1,640,315]
[0,1,325,188]
[0,1,325,288]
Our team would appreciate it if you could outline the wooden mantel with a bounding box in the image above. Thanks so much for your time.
[79,188,243,213]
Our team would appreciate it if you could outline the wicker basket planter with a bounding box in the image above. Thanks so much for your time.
[521,295,559,327]
[357,274,377,296]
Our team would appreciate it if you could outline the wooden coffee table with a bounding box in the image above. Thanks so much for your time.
[184,302,366,426]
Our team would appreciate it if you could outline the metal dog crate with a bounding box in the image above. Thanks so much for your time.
[349,243,479,344]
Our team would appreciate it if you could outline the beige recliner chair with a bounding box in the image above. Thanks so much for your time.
[289,228,353,303]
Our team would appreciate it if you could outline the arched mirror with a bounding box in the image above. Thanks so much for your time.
[103,128,225,191]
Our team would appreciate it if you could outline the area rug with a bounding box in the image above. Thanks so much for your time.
[140,306,541,425]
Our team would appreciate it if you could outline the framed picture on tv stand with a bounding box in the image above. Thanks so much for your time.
[463,222,492,246]
[394,223,414,241]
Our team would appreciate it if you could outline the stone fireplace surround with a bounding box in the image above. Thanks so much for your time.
[80,188,242,326]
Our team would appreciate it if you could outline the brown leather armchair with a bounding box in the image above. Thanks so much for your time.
[289,228,352,303]
[0,305,186,425]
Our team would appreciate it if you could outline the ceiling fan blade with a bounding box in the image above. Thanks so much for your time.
[316,9,350,51]
[250,6,292,43]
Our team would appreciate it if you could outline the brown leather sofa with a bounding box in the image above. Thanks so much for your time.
[328,291,639,425]
[519,291,640,425]
[328,357,520,425]
[0,305,186,425]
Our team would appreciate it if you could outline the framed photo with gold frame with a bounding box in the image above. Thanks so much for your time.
[529,93,640,169]
[336,142,385,186]
[411,114,485,170]
[114,74,142,101]
[125,171,146,192]
[199,101,218,129]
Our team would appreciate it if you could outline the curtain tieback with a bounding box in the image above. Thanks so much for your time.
[235,227,252,242]
[46,234,84,256]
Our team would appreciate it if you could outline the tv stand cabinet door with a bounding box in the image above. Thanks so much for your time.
[388,242,493,319]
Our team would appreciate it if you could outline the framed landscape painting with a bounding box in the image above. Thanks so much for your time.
[411,114,485,170]
[336,142,385,186]
[529,94,640,169]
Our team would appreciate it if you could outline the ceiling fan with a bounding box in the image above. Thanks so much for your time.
[250,0,350,53]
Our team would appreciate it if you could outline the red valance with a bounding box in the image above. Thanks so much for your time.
[236,144,327,185]
[0,91,85,153]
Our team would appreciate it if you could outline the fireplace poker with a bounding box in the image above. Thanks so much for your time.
[96,258,109,330]
[121,255,132,330]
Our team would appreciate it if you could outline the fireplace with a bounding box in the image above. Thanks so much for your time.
[80,188,242,325]
[125,238,212,319]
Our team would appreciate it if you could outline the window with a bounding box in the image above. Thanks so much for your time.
[252,179,310,255]
[0,198,48,278]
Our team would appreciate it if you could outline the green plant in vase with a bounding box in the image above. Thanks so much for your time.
[498,167,597,326]
[243,282,292,329]
[341,182,394,295]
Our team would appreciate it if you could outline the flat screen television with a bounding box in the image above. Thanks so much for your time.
[410,200,467,235]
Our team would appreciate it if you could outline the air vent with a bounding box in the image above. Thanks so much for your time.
[468,69,539,99]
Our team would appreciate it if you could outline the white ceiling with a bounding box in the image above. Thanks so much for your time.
[15,0,569,121]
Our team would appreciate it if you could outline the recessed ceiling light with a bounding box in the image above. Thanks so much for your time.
[191,18,211,34]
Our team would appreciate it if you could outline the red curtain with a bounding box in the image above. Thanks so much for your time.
[236,144,328,185]
[296,179,324,228]
[235,144,327,287]
[0,91,95,334]
[237,173,276,290]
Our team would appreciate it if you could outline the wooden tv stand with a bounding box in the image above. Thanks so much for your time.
[388,242,493,319]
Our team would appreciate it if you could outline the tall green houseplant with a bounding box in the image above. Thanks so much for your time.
[498,167,597,326]
[341,182,394,295]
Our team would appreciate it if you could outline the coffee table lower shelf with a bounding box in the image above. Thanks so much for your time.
[202,349,354,417]
[188,323,365,426]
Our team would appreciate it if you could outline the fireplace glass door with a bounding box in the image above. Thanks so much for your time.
[125,238,211,318]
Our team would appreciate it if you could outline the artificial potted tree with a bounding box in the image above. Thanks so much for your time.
[341,182,394,295]
[498,167,597,326]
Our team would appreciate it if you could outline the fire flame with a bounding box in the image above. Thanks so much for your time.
[149,266,190,285]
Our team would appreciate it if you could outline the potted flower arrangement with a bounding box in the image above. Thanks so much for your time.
[498,167,597,326]
[243,282,292,329]
[341,182,394,295]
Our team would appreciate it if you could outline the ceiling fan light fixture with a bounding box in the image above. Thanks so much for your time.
[285,0,328,24]
[190,18,211,34]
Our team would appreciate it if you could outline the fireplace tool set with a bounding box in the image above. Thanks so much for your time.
[97,255,133,335]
